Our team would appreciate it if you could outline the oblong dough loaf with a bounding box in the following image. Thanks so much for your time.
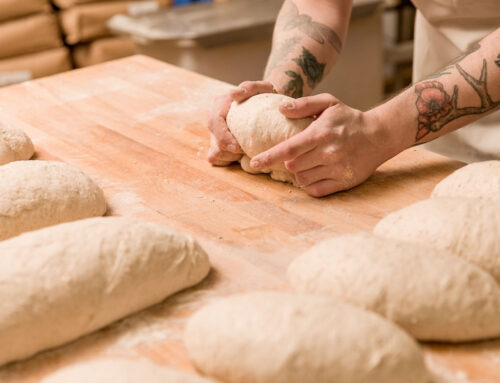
[287,233,500,342]
[41,359,219,383]
[0,217,210,366]
[374,198,500,282]
[432,161,500,200]
[0,160,106,240]
[0,122,34,165]
[226,93,313,185]
[185,292,427,383]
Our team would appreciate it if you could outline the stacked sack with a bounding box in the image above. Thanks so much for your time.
[0,0,71,85]
[55,0,171,68]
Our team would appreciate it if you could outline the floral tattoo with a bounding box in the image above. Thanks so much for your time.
[293,47,325,88]
[415,58,500,141]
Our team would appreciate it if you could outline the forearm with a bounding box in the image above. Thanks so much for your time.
[264,0,352,97]
[369,28,500,157]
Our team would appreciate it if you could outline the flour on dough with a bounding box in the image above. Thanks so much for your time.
[41,359,219,383]
[0,216,210,366]
[288,233,500,342]
[0,160,106,240]
[432,161,500,200]
[0,121,34,165]
[226,93,313,185]
[374,197,500,282]
[185,292,428,383]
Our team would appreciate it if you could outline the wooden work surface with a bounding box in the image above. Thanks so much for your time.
[0,55,498,383]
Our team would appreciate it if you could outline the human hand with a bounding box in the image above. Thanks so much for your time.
[207,81,277,166]
[249,94,400,197]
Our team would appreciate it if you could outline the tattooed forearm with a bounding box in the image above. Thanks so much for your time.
[293,47,325,88]
[283,1,342,53]
[265,36,302,78]
[495,54,500,67]
[427,44,481,79]
[415,57,500,141]
[283,70,304,98]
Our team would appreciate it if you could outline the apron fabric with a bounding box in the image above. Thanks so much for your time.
[411,0,500,162]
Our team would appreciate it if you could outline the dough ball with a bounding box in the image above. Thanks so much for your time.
[288,233,500,342]
[432,161,500,200]
[0,217,210,366]
[0,122,34,165]
[226,93,313,185]
[0,160,106,240]
[185,292,428,383]
[374,198,500,282]
[41,359,219,383]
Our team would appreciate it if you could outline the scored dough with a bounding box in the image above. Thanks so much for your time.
[287,233,500,342]
[374,198,500,282]
[226,93,313,185]
[41,359,220,383]
[0,160,106,240]
[0,121,34,165]
[0,217,210,366]
[432,161,500,200]
[185,292,428,383]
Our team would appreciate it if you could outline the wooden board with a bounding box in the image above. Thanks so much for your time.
[0,55,498,383]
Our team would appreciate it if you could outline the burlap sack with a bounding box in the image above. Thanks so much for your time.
[0,0,51,22]
[60,0,171,44]
[72,36,136,67]
[0,47,72,81]
[0,13,62,60]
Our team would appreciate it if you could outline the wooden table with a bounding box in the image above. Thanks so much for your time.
[0,55,498,383]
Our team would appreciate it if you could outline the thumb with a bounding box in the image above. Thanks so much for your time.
[279,93,339,119]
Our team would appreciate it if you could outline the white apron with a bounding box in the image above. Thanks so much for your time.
[411,0,500,163]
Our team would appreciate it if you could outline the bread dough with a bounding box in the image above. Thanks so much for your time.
[432,161,500,200]
[0,160,106,240]
[41,359,219,383]
[0,217,210,366]
[185,292,428,383]
[374,198,500,282]
[288,233,500,342]
[0,122,34,165]
[226,93,313,185]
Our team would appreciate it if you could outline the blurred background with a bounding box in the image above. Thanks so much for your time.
[0,0,415,110]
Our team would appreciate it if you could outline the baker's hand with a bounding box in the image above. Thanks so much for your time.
[207,81,276,166]
[249,94,397,197]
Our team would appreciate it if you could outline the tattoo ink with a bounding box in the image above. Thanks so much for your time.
[283,70,304,98]
[293,47,325,88]
[415,59,500,141]
[495,54,500,68]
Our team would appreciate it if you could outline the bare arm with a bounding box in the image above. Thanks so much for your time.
[264,0,352,97]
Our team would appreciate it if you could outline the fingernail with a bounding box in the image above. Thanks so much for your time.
[250,159,261,169]
[281,102,294,109]
[235,87,246,94]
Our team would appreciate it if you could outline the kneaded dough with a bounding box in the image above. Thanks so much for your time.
[185,292,427,383]
[0,122,34,165]
[226,93,313,185]
[41,359,219,383]
[0,217,210,366]
[432,161,500,200]
[0,160,106,240]
[287,233,500,342]
[374,198,500,282]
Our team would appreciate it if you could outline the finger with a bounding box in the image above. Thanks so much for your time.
[284,147,324,173]
[304,179,346,197]
[294,165,329,187]
[250,122,323,170]
[230,81,276,102]
[279,93,339,119]
[207,135,242,165]
[209,97,242,153]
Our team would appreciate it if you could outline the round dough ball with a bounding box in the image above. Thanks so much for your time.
[226,93,313,185]
[0,122,34,165]
[374,198,500,282]
[185,292,428,383]
[0,160,106,240]
[0,217,210,366]
[432,161,500,200]
[41,359,219,383]
[287,233,500,342]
